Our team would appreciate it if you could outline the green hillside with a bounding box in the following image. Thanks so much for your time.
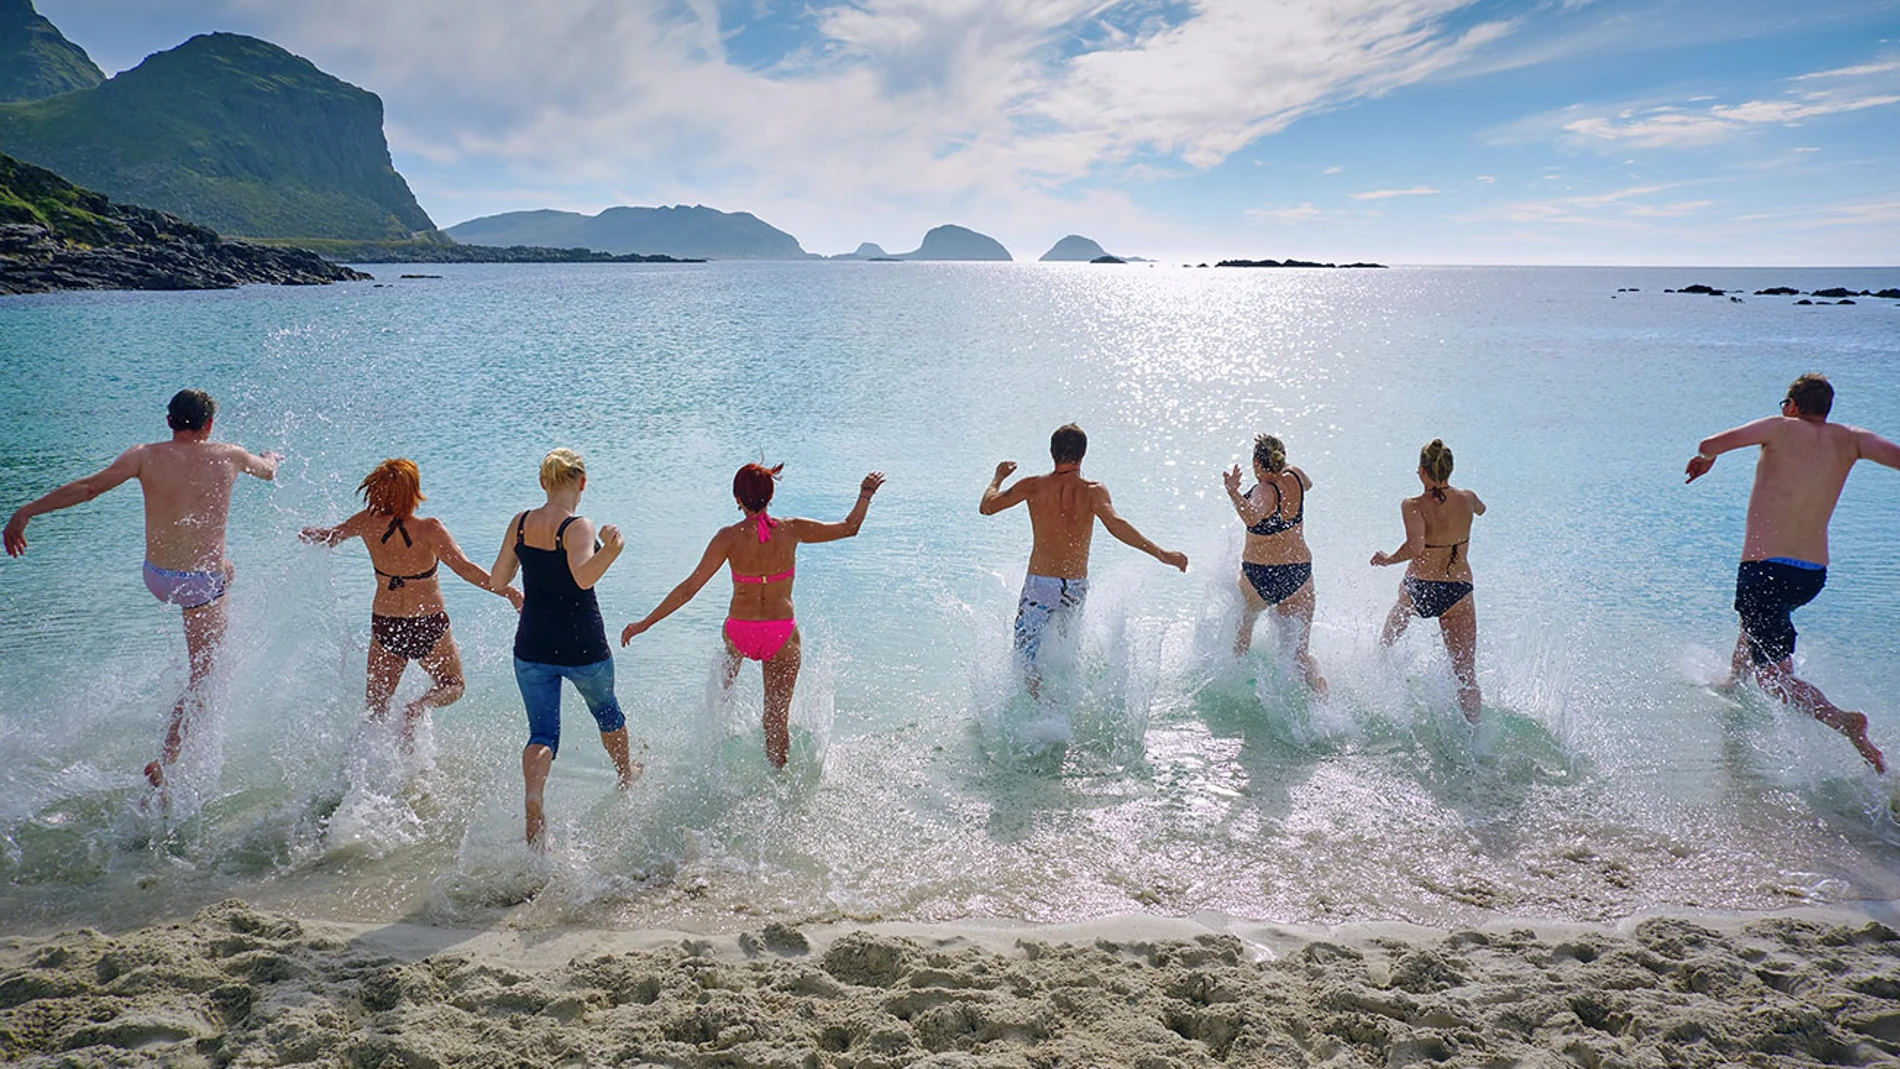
[0,32,435,240]
[0,0,104,102]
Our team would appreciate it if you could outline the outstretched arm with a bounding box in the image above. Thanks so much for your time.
[622,533,730,643]
[1095,487,1187,571]
[979,461,1029,515]
[5,446,142,557]
[1856,428,1900,471]
[788,472,885,544]
[298,509,374,547]
[1686,417,1777,482]
[238,446,283,481]
[1371,499,1423,566]
[429,520,523,609]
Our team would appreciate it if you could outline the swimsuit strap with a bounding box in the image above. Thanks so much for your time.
[732,566,795,585]
[380,516,412,547]
[1429,486,1447,503]
[754,512,777,543]
[375,562,439,591]
[513,511,528,546]
[1424,538,1468,570]
[554,515,579,549]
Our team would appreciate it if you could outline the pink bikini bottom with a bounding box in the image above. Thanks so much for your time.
[724,618,796,661]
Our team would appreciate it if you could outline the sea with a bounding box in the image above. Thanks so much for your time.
[2,262,1898,935]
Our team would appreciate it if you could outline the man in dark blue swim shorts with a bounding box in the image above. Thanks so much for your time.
[1687,373,1900,773]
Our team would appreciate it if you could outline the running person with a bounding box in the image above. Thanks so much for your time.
[621,464,884,769]
[1372,439,1486,723]
[299,458,523,749]
[5,389,279,786]
[1224,434,1325,693]
[981,424,1187,692]
[487,449,638,847]
[1686,373,1896,773]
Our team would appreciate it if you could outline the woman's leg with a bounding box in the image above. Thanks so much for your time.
[401,629,467,750]
[1234,572,1267,655]
[514,658,562,848]
[1380,582,1415,647]
[1275,578,1327,695]
[761,628,803,769]
[567,657,638,788]
[1437,596,1481,723]
[365,639,406,721]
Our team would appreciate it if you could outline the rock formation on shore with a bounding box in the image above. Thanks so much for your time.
[0,153,369,294]
[0,30,434,240]
[0,0,103,102]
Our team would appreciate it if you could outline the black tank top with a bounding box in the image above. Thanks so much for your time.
[513,513,610,666]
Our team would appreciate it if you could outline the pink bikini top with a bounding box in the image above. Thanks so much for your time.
[732,511,794,585]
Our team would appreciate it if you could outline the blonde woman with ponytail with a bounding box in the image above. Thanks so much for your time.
[1371,439,1486,722]
[300,458,523,748]
[1222,434,1325,694]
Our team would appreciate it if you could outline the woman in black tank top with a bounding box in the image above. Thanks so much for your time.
[487,448,639,848]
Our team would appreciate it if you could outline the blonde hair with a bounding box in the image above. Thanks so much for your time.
[539,448,586,490]
[359,458,423,517]
[1253,434,1286,474]
[1419,439,1454,483]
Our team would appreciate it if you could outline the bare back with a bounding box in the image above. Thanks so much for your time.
[136,440,250,570]
[725,519,801,620]
[1406,487,1480,583]
[1742,418,1863,564]
[1023,471,1101,578]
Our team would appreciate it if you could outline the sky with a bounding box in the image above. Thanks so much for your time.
[34,0,1900,264]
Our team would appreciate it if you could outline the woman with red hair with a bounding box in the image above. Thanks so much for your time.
[301,458,522,746]
[621,463,883,767]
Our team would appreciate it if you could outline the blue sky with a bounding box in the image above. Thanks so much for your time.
[36,0,1900,263]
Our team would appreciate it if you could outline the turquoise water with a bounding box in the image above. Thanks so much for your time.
[3,263,1899,933]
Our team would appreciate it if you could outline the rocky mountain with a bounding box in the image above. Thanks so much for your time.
[895,224,1011,261]
[0,152,369,294]
[1040,235,1110,262]
[0,0,103,102]
[445,205,809,259]
[0,31,435,240]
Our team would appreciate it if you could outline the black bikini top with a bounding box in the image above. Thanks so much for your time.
[374,516,438,590]
[1246,477,1304,536]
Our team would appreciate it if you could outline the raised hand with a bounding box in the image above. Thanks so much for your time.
[599,524,624,550]
[993,460,1017,483]
[1223,464,1243,494]
[860,471,885,496]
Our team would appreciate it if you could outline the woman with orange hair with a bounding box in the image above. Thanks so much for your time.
[301,458,522,745]
[621,462,883,768]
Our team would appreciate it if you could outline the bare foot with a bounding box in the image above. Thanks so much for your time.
[144,759,166,788]
[618,761,644,790]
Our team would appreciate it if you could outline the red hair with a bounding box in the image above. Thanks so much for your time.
[733,462,782,513]
[359,458,424,517]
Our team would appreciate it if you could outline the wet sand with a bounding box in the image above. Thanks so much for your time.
[4,900,1899,1066]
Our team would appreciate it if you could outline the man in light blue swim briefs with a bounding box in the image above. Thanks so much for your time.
[980,423,1188,692]
[5,389,281,787]
[1686,372,1900,774]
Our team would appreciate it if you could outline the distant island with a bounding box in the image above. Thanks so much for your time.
[0,152,368,294]
[255,237,703,265]
[1217,258,1387,269]
[0,17,435,241]
[893,224,1011,261]
[445,205,808,260]
[829,242,891,260]
[1041,235,1111,262]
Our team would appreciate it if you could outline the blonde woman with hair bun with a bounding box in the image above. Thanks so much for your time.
[300,458,522,750]
[1222,433,1325,694]
[488,447,638,848]
[1370,438,1487,723]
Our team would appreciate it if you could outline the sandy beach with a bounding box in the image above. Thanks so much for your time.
[4,900,1898,1067]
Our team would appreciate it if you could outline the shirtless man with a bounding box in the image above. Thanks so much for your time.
[4,389,280,786]
[1686,373,1898,773]
[979,424,1187,687]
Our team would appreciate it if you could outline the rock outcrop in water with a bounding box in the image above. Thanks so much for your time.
[894,224,1011,261]
[0,31,435,240]
[1218,258,1386,268]
[1040,235,1110,262]
[0,0,103,102]
[445,205,809,259]
[0,153,369,294]
[829,242,892,260]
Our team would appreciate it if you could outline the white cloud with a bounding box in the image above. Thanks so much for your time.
[1793,59,1900,80]
[1245,202,1326,223]
[1348,186,1441,200]
[216,0,1519,249]
[1322,165,1344,174]
[1475,174,1494,183]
